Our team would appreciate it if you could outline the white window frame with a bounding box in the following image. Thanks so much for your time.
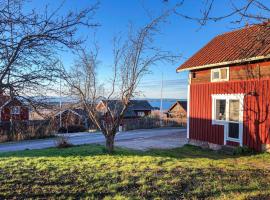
[212,94,244,146]
[211,67,229,82]
[137,111,145,117]
[11,106,21,115]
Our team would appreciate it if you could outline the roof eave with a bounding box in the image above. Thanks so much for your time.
[176,54,270,73]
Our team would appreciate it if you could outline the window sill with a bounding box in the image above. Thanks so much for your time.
[211,79,229,83]
[212,120,226,125]
[226,137,240,142]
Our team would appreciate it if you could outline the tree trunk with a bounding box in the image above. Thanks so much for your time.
[105,133,115,153]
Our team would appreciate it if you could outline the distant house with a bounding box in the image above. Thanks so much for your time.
[0,96,29,122]
[166,101,187,118]
[96,100,153,119]
[177,23,270,152]
[53,108,90,131]
[29,104,57,121]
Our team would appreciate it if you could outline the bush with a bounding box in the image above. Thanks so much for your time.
[58,127,67,133]
[55,136,73,148]
[58,125,86,133]
[67,125,86,133]
[234,146,254,155]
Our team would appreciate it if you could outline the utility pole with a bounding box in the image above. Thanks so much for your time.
[160,72,164,126]
[59,61,62,128]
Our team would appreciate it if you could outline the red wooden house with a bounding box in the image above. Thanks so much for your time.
[177,24,270,152]
[0,96,29,122]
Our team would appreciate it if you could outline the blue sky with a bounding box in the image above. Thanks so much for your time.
[30,0,266,99]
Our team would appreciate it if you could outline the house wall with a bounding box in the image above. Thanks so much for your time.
[191,61,270,84]
[53,111,85,129]
[1,99,29,121]
[168,104,187,118]
[189,78,270,151]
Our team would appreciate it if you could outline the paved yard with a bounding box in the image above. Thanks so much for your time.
[116,129,187,150]
[0,128,187,152]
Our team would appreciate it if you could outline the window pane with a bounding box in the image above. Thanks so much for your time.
[220,68,228,80]
[212,71,219,80]
[229,100,239,122]
[228,122,239,139]
[215,99,226,120]
[11,106,20,115]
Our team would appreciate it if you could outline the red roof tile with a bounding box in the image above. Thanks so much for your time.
[177,24,270,71]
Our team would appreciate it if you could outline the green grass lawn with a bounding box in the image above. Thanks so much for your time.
[0,145,269,199]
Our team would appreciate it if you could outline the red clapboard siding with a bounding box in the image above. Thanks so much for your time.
[189,78,270,151]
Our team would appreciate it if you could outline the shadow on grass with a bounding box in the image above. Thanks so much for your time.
[0,143,258,160]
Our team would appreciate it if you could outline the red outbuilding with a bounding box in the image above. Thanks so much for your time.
[0,95,29,122]
[177,23,270,152]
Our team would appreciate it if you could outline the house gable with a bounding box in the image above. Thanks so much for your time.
[0,97,29,121]
[167,101,187,118]
[190,61,270,84]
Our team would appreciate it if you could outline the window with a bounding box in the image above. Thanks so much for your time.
[228,122,239,139]
[213,98,240,122]
[229,100,240,122]
[11,106,20,115]
[191,72,196,79]
[215,99,226,120]
[211,67,229,82]
[137,112,145,117]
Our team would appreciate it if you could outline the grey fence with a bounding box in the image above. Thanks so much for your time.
[0,120,54,142]
[123,117,186,131]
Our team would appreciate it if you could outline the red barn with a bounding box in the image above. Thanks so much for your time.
[0,96,29,122]
[177,24,270,152]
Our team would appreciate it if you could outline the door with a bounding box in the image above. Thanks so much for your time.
[226,99,241,144]
[212,94,244,146]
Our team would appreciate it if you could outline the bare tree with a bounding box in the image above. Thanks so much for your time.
[64,14,179,153]
[0,0,98,99]
[172,0,269,25]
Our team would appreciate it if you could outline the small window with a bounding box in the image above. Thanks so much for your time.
[228,122,239,139]
[220,68,228,80]
[212,70,220,80]
[191,72,196,79]
[211,67,229,82]
[215,99,226,120]
[137,112,145,117]
[11,106,20,115]
[229,100,240,122]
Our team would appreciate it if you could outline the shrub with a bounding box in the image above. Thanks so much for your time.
[234,146,254,155]
[58,127,67,133]
[55,136,73,148]
[58,125,86,133]
[67,125,86,133]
